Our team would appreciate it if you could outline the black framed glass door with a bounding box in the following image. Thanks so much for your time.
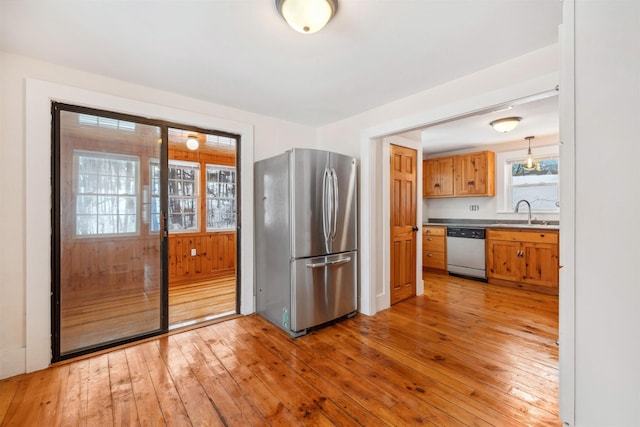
[52,104,168,360]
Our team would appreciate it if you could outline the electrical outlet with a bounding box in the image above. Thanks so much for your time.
[191,248,196,256]
[469,204,480,211]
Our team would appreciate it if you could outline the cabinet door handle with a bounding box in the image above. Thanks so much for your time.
[434,183,440,188]
[426,237,433,241]
[467,180,475,186]
[427,253,433,257]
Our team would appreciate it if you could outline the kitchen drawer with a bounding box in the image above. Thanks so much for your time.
[423,235,445,252]
[487,229,558,244]
[423,251,446,270]
[423,226,446,237]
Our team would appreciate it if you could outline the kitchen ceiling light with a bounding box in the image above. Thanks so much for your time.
[186,135,199,151]
[523,136,537,170]
[490,116,522,133]
[275,0,338,34]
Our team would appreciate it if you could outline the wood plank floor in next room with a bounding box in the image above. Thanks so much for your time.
[0,272,560,426]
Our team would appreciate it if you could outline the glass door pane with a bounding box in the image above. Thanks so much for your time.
[166,128,238,328]
[54,106,165,358]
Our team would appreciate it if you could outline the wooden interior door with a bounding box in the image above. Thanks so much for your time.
[390,144,418,305]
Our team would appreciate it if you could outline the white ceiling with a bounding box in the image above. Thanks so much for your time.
[402,90,559,154]
[0,0,562,130]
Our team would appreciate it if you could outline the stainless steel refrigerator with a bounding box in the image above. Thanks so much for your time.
[254,148,358,337]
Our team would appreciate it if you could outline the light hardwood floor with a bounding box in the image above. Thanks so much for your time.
[59,277,237,353]
[169,276,237,328]
[1,272,560,426]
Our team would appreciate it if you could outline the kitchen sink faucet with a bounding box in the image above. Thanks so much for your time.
[515,199,532,225]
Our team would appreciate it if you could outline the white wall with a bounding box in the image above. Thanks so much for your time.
[318,44,559,153]
[318,45,559,315]
[0,52,316,378]
[572,1,640,425]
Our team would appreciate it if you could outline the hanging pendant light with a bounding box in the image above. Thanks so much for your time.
[523,136,536,170]
[275,0,338,34]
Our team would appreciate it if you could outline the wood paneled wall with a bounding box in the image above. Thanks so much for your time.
[169,146,235,166]
[60,231,237,299]
[60,237,161,300]
[168,232,236,286]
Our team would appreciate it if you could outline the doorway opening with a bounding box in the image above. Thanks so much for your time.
[369,88,561,420]
[51,103,240,361]
[166,127,239,329]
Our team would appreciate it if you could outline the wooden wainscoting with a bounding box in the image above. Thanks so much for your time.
[60,236,161,300]
[2,272,559,426]
[168,231,236,285]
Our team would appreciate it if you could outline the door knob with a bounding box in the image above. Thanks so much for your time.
[412,226,419,232]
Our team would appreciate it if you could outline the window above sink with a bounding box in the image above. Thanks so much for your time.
[496,144,560,214]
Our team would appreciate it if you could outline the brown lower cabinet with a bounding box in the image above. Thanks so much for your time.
[486,228,559,294]
[422,225,447,271]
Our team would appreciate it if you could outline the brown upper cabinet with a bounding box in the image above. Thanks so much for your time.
[423,150,495,198]
[423,157,454,198]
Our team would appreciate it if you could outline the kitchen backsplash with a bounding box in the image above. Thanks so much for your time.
[423,196,560,223]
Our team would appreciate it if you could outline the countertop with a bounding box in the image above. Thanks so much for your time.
[424,218,559,231]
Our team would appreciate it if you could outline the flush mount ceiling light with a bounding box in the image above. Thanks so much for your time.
[186,135,199,151]
[275,0,338,34]
[490,116,522,133]
[523,136,537,170]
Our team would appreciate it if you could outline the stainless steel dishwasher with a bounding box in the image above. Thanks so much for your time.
[446,227,487,280]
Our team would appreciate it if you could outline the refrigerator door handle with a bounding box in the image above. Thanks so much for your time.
[322,168,331,244]
[330,168,338,241]
[306,256,352,269]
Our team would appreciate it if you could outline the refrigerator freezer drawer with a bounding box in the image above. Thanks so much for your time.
[290,251,357,332]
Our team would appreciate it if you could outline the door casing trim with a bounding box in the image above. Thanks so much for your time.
[25,79,255,373]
